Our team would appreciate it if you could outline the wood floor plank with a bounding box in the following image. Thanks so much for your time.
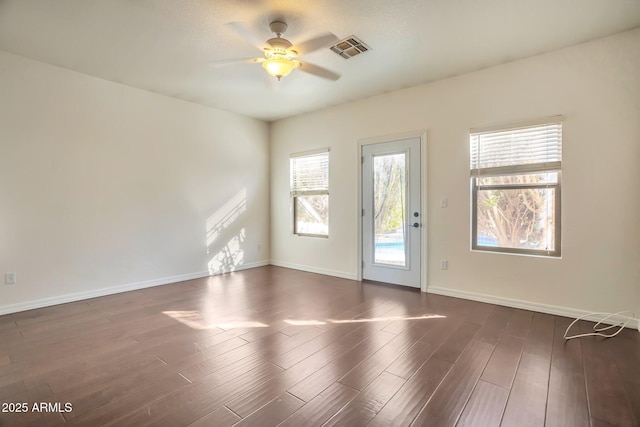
[0,407,66,427]
[480,335,524,389]
[0,383,54,427]
[3,336,141,387]
[286,329,396,402]
[188,406,240,427]
[271,322,367,370]
[0,378,25,400]
[185,350,273,391]
[503,309,533,339]
[465,302,496,326]
[579,321,636,427]
[604,327,640,425]
[384,318,461,380]
[0,267,637,427]
[6,332,138,369]
[606,328,640,383]
[621,381,640,426]
[155,334,249,367]
[500,312,555,427]
[0,327,24,347]
[68,373,190,426]
[16,311,112,339]
[1,382,53,402]
[500,352,550,427]
[131,321,222,344]
[47,354,167,394]
[233,392,304,427]
[473,305,516,346]
[522,312,555,359]
[483,306,515,332]
[545,317,590,427]
[222,323,388,418]
[179,334,285,381]
[0,384,59,426]
[0,316,16,331]
[412,339,495,426]
[277,382,358,427]
[9,315,175,365]
[456,380,509,427]
[114,361,284,426]
[283,293,404,348]
[430,321,481,363]
[590,417,618,427]
[323,371,406,427]
[338,326,424,390]
[367,356,452,426]
[219,356,318,419]
[60,356,178,420]
[0,355,10,368]
[10,301,93,326]
[382,318,418,334]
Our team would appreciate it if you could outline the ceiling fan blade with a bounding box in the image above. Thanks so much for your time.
[225,22,265,51]
[297,61,341,81]
[294,32,339,55]
[210,57,264,68]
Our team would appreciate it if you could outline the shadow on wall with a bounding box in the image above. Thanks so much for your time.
[206,187,247,275]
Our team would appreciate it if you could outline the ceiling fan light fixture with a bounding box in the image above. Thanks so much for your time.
[262,57,298,80]
[223,20,339,82]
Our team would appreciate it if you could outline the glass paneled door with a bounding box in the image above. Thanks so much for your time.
[362,138,421,287]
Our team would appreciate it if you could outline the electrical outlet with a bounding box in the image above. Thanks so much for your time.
[5,272,16,285]
[440,260,448,270]
[257,244,262,251]
[440,198,448,208]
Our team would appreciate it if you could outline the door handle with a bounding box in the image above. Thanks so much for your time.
[412,223,420,228]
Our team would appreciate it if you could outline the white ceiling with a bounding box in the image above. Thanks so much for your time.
[1,0,639,122]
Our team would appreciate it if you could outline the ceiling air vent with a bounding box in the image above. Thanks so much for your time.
[329,36,370,59]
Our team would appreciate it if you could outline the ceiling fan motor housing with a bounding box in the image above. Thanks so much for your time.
[269,21,288,36]
[267,37,293,51]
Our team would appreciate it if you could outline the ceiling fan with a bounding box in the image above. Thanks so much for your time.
[219,20,341,81]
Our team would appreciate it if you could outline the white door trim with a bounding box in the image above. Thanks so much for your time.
[356,130,428,292]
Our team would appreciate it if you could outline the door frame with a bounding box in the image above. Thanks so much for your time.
[356,130,428,292]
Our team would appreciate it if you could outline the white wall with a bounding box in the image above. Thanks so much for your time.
[0,51,270,313]
[271,28,640,317]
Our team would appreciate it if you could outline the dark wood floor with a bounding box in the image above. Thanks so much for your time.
[0,266,638,426]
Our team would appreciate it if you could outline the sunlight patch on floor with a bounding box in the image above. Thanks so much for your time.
[163,310,267,330]
[164,310,445,330]
[284,313,446,326]
[327,314,446,324]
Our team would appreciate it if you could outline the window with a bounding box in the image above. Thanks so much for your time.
[470,118,562,256]
[290,149,329,237]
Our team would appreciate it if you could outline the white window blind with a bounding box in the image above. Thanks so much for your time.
[470,121,562,176]
[290,151,329,196]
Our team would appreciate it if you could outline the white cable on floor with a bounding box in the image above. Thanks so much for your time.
[563,311,638,340]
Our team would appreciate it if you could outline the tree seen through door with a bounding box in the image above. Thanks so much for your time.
[373,153,406,265]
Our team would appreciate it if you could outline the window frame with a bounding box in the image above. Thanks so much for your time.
[470,118,562,257]
[290,149,330,238]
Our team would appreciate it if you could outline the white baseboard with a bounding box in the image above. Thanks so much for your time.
[0,260,270,316]
[3,261,636,334]
[207,260,270,276]
[269,260,358,281]
[427,285,640,330]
